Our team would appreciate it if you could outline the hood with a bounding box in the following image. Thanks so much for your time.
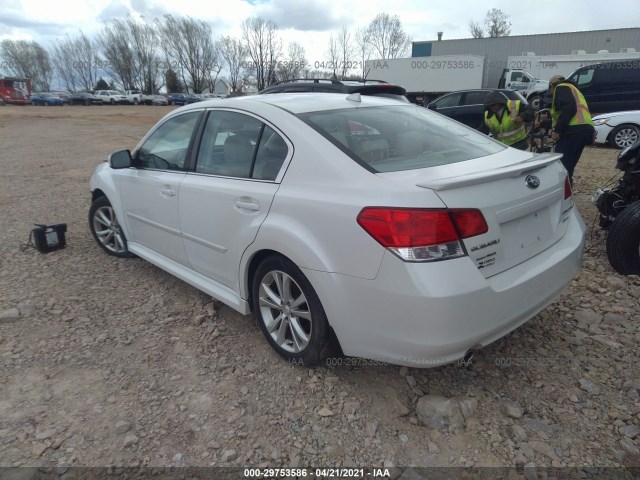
[592,110,640,121]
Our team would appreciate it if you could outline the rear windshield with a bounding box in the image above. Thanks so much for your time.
[298,105,504,173]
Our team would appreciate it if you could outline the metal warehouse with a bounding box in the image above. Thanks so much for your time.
[412,28,640,87]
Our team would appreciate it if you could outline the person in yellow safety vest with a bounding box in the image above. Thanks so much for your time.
[548,74,595,183]
[479,91,534,151]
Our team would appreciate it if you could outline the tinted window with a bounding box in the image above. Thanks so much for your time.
[195,111,262,178]
[300,105,504,173]
[434,93,462,108]
[570,67,595,86]
[136,112,200,170]
[462,91,488,106]
[253,126,288,180]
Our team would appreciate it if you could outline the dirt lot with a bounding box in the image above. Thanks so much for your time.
[0,105,639,476]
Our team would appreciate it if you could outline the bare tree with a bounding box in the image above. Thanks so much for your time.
[124,16,162,94]
[355,26,372,78]
[241,16,282,91]
[326,34,339,78]
[366,13,411,60]
[469,20,485,39]
[52,32,100,92]
[220,36,247,93]
[337,26,354,79]
[0,40,53,90]
[485,8,511,37]
[158,15,220,93]
[276,42,307,81]
[97,19,138,90]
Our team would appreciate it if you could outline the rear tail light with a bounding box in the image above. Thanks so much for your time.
[564,176,572,200]
[357,207,488,262]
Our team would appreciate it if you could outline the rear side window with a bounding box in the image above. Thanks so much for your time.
[299,105,504,173]
[195,111,288,180]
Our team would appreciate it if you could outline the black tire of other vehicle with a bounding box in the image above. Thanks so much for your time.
[606,200,640,275]
[89,196,136,258]
[529,94,542,111]
[133,98,139,105]
[252,255,329,366]
[110,98,115,105]
[610,124,640,149]
[84,99,90,106]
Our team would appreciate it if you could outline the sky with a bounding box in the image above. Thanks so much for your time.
[1,0,639,78]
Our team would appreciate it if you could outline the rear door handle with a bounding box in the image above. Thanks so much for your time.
[234,200,259,211]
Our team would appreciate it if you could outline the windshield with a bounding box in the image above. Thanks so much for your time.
[298,105,505,173]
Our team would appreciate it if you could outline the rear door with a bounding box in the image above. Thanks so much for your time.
[178,110,289,290]
[456,90,489,128]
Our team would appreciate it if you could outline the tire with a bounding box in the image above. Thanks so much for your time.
[528,94,542,111]
[606,200,640,275]
[84,99,90,106]
[133,98,139,105]
[252,255,328,365]
[89,196,135,258]
[110,98,115,105]
[609,124,640,149]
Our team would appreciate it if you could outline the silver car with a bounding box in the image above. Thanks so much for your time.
[89,93,585,367]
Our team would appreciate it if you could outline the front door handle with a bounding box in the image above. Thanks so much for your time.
[160,186,176,197]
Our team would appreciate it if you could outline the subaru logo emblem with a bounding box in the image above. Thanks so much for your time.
[525,175,540,189]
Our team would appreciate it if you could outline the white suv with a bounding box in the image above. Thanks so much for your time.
[95,90,128,105]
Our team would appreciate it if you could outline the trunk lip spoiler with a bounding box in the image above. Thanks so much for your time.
[416,153,563,191]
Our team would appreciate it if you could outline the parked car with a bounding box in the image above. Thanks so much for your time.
[69,92,103,106]
[151,94,168,106]
[88,93,585,367]
[592,110,640,149]
[123,90,154,105]
[167,93,198,105]
[95,90,128,105]
[259,78,409,102]
[51,91,72,104]
[565,61,640,114]
[31,92,64,106]
[427,89,529,128]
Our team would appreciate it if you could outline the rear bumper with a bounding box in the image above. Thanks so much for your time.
[304,210,586,368]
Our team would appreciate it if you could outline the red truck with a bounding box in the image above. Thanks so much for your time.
[0,77,31,105]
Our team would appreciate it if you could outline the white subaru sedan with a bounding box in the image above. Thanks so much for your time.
[89,93,585,367]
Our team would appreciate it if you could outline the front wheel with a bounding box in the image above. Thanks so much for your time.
[606,200,640,275]
[252,256,328,365]
[89,196,135,258]
[610,124,640,149]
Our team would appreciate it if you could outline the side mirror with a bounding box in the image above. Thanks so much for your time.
[109,149,132,169]
[427,103,437,110]
[522,76,530,83]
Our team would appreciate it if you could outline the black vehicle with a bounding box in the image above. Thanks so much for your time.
[426,89,528,128]
[566,61,640,114]
[69,92,103,105]
[259,79,409,102]
[594,139,640,274]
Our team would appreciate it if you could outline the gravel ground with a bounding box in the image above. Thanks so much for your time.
[0,105,639,477]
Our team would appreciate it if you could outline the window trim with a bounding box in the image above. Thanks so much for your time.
[187,107,294,183]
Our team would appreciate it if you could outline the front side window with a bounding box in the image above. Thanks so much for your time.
[299,105,504,173]
[434,93,462,108]
[195,111,288,180]
[569,67,595,86]
[136,112,201,171]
